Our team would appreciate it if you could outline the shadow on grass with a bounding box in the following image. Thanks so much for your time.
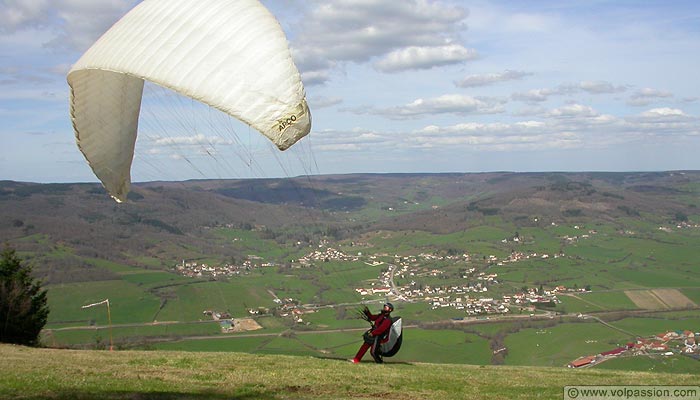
[317,355,415,366]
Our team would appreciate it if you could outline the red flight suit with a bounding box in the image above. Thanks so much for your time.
[352,311,392,363]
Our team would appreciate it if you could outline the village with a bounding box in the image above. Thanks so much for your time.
[353,251,569,316]
[568,330,700,368]
[173,234,589,320]
[658,220,700,233]
[295,230,596,318]
[174,256,276,278]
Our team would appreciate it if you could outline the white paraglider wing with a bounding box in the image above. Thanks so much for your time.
[67,0,311,202]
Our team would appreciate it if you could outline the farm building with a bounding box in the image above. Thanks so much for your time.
[600,348,626,357]
[568,356,596,368]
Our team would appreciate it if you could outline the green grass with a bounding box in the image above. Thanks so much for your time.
[155,279,274,321]
[398,329,493,365]
[85,257,147,274]
[0,344,696,400]
[120,271,191,286]
[556,295,607,313]
[504,322,630,367]
[366,228,512,256]
[153,335,286,353]
[681,288,700,305]
[301,307,365,329]
[574,291,639,311]
[47,281,161,326]
[608,266,699,288]
[154,331,359,356]
[209,227,290,259]
[596,355,700,374]
[462,320,520,336]
[611,315,700,337]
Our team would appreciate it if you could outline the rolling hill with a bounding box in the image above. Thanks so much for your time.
[2,171,697,277]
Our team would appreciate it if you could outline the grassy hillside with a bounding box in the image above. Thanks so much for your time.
[0,344,695,400]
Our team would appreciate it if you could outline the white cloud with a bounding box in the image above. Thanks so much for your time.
[374,44,477,72]
[417,121,542,135]
[455,70,531,88]
[50,0,137,51]
[313,143,363,151]
[355,94,506,119]
[291,0,468,80]
[0,0,136,51]
[293,47,336,86]
[511,88,560,103]
[397,106,697,152]
[311,119,589,154]
[627,87,673,106]
[301,70,331,87]
[546,104,599,119]
[301,0,466,53]
[512,106,547,117]
[511,81,628,104]
[309,127,390,152]
[632,108,691,124]
[410,122,581,151]
[578,81,627,94]
[0,0,52,33]
[152,134,234,147]
[309,96,343,109]
[623,108,698,137]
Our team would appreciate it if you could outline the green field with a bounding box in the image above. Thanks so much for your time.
[562,291,638,312]
[681,288,700,304]
[504,322,631,367]
[611,315,700,337]
[48,281,161,326]
[596,355,700,374]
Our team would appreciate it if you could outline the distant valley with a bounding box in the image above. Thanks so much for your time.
[1,171,699,371]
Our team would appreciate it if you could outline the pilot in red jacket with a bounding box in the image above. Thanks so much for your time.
[350,302,393,363]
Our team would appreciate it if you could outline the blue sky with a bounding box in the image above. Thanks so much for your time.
[1,0,699,184]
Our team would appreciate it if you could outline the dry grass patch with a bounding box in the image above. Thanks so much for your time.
[625,290,669,310]
[651,289,696,308]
